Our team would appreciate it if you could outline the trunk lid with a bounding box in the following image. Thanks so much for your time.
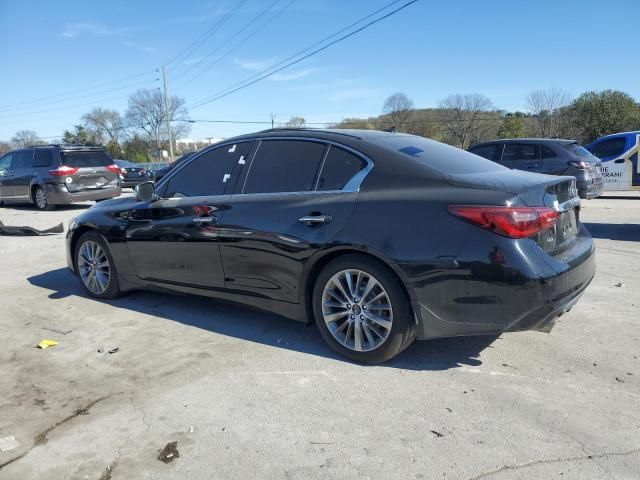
[444,170,581,254]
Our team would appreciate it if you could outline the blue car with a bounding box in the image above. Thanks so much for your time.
[586,131,640,191]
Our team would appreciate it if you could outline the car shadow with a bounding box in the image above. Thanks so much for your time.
[583,222,640,242]
[27,268,497,371]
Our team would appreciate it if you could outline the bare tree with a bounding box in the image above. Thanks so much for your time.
[439,94,494,148]
[11,130,43,148]
[284,116,306,128]
[125,89,189,154]
[525,87,571,138]
[0,141,12,155]
[82,108,125,154]
[382,92,414,131]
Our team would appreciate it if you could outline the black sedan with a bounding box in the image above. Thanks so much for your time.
[114,159,149,188]
[468,139,604,199]
[66,129,595,363]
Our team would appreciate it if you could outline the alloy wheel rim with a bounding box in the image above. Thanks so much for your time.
[321,269,393,352]
[36,189,46,209]
[78,241,110,294]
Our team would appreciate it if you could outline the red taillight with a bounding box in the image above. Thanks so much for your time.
[106,164,120,173]
[49,165,79,176]
[568,161,590,169]
[447,205,559,239]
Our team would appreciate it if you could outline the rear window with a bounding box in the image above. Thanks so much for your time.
[60,150,112,167]
[368,134,505,174]
[564,143,594,158]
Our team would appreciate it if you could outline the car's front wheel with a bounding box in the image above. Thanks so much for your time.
[75,231,121,299]
[313,254,416,363]
[33,186,55,211]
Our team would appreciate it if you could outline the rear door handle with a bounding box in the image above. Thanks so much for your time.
[299,214,332,226]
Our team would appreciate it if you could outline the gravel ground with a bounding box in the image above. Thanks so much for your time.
[0,193,638,480]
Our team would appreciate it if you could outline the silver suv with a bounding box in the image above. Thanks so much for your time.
[0,145,121,210]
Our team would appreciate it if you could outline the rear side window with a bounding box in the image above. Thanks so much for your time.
[61,151,112,167]
[11,150,33,169]
[502,144,537,161]
[540,145,557,159]
[316,146,366,191]
[563,143,593,158]
[164,142,252,198]
[243,140,326,194]
[469,144,501,161]
[589,138,626,159]
[34,149,54,167]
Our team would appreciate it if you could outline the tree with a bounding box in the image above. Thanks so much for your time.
[382,92,414,131]
[82,108,125,156]
[566,90,640,143]
[284,116,306,128]
[11,130,43,148]
[525,87,571,138]
[497,113,526,139]
[125,89,189,154]
[0,142,11,155]
[438,93,494,148]
[62,125,98,145]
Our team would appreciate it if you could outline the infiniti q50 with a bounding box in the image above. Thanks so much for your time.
[66,129,595,363]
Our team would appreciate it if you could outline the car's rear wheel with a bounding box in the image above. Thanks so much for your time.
[33,186,55,211]
[75,231,121,299]
[313,254,416,363]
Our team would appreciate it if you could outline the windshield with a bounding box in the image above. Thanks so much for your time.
[61,151,112,167]
[564,143,594,158]
[366,134,507,174]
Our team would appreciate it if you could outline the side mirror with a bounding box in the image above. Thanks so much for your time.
[135,181,156,202]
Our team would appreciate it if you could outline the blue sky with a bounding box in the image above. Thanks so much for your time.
[0,0,639,141]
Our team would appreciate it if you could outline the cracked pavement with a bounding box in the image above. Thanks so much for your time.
[0,194,639,479]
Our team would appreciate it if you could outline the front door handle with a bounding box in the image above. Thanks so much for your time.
[193,216,217,224]
[299,214,332,226]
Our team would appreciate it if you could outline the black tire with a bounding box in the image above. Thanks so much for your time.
[33,186,55,211]
[312,254,416,363]
[74,231,121,299]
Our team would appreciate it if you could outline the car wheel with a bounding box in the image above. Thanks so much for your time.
[33,186,55,211]
[313,254,416,363]
[75,231,121,299]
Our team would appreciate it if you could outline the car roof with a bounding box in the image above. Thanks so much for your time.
[594,131,640,140]
[471,138,578,147]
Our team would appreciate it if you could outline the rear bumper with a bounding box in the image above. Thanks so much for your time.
[120,176,148,188]
[411,226,596,340]
[45,183,121,204]
[578,181,604,199]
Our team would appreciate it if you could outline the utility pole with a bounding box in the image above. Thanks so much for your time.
[162,65,175,163]
[270,113,275,129]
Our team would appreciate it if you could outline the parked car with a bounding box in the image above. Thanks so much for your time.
[114,159,150,188]
[0,144,121,210]
[151,152,195,182]
[66,129,595,363]
[585,131,640,191]
[468,139,604,199]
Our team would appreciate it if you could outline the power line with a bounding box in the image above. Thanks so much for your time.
[172,0,287,88]
[165,0,248,70]
[187,0,415,110]
[0,70,156,112]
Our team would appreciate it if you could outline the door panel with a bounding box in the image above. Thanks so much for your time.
[219,191,357,303]
[125,196,230,288]
[0,153,13,198]
[7,150,34,198]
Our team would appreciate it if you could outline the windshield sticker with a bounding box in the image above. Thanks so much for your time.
[228,145,237,153]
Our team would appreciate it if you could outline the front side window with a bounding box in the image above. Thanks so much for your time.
[243,140,326,194]
[589,137,626,159]
[469,144,501,161]
[34,149,54,167]
[0,153,12,170]
[164,142,252,198]
[11,150,33,169]
[502,144,537,161]
[316,146,367,191]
